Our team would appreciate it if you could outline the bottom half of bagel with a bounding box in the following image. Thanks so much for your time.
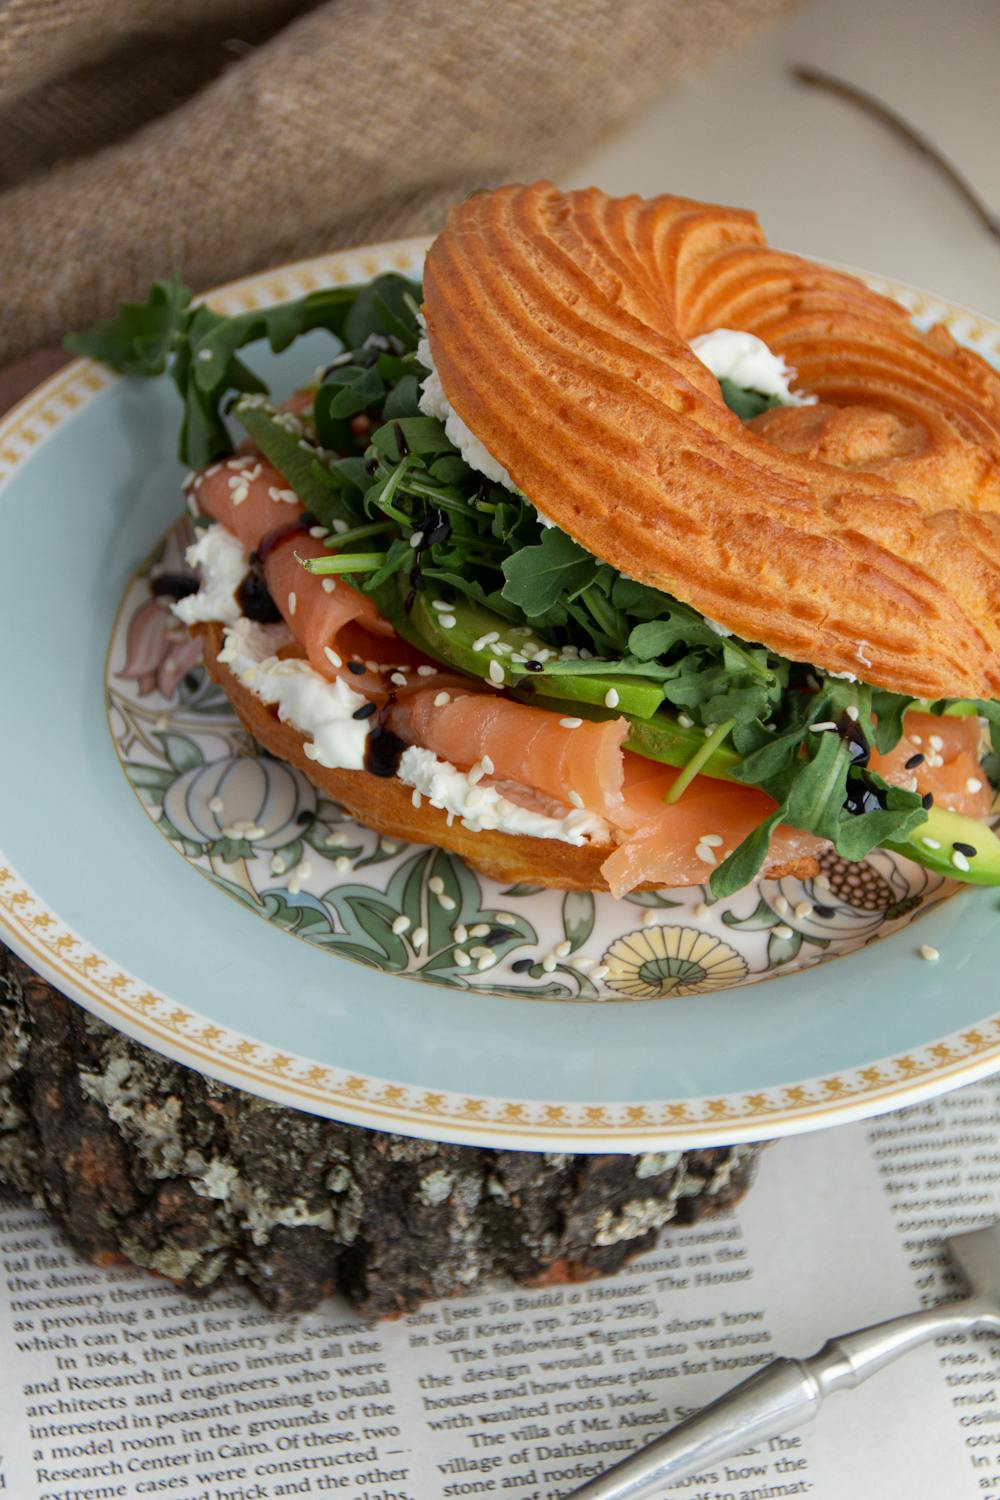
[195,621,820,893]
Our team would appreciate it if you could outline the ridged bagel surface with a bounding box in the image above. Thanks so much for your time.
[422,183,1000,701]
[196,624,819,892]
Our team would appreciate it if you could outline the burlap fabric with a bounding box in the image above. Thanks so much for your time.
[0,0,795,371]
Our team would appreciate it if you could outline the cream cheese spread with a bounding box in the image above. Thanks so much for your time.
[690,328,815,406]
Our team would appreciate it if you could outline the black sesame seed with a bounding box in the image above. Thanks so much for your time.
[347,660,366,675]
[922,792,934,810]
[296,810,315,827]
[393,421,409,458]
[905,753,925,769]
[524,660,544,673]
[510,958,535,973]
[364,456,380,475]
[352,702,378,720]
[953,841,978,858]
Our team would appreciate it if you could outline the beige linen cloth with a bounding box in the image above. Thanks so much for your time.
[0,0,795,404]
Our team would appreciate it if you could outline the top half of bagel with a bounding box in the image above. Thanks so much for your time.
[422,182,1000,702]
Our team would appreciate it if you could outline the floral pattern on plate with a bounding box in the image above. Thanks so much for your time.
[106,518,958,1003]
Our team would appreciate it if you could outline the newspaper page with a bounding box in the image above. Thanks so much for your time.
[2,1075,1000,1500]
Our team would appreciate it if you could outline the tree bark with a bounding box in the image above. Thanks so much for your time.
[0,943,764,1317]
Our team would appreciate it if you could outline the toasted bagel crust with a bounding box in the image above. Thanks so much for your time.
[196,623,819,891]
[423,183,1000,700]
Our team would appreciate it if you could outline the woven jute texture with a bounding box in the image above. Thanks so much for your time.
[0,0,795,364]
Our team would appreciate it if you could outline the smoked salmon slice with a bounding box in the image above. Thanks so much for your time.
[600,754,825,897]
[871,710,993,817]
[387,689,630,824]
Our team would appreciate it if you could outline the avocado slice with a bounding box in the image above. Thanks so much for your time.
[884,806,1000,886]
[405,589,666,718]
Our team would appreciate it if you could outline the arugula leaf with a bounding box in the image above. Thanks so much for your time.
[501,529,599,615]
[231,399,354,530]
[717,377,784,421]
[710,806,787,898]
[65,274,192,375]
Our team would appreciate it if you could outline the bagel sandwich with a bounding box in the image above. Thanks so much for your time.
[71,184,1000,898]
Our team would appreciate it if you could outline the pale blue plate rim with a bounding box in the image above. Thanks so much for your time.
[1,239,999,1151]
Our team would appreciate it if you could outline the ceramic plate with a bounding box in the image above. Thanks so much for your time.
[2,239,999,1151]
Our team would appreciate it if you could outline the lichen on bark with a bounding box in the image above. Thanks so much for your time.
[0,944,764,1315]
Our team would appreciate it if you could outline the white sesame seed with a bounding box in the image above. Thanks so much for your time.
[813,873,831,891]
[488,660,505,685]
[952,850,971,873]
[493,641,513,655]
[477,953,497,971]
[964,775,983,794]
[232,483,250,505]
[392,915,411,935]
[794,901,814,920]
[322,578,337,593]
[468,764,485,786]
[417,664,437,676]
[592,965,610,981]
[409,531,425,549]
[287,859,312,894]
[428,876,445,894]
[693,901,711,920]
[324,831,348,847]
[926,753,944,769]
[334,856,351,873]
[641,908,658,926]
[411,926,428,950]
[469,923,490,938]
[773,894,790,915]
[205,464,221,477]
[810,721,838,733]
[560,717,583,729]
[910,734,922,747]
[454,949,471,968]
[919,944,940,962]
[332,518,349,534]
[678,713,694,728]
[197,348,212,361]
[411,789,423,809]
[271,855,286,875]
[921,837,942,850]
[208,795,224,815]
[575,955,596,970]
[453,924,468,944]
[473,631,500,651]
[568,790,584,809]
[700,833,724,847]
[309,525,328,539]
[439,894,457,912]
[773,923,794,940]
[433,691,451,707]
[390,671,407,686]
[845,705,860,721]
[604,688,620,708]
[382,840,399,854]
[431,598,450,611]
[287,591,297,617]
[365,659,380,672]
[555,939,573,956]
[481,755,495,775]
[929,734,944,751]
[497,912,516,924]
[439,614,457,630]
[542,955,558,973]
[695,844,717,865]
[469,945,493,960]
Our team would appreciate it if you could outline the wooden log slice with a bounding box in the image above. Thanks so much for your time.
[0,943,764,1317]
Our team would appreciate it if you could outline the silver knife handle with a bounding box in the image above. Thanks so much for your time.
[564,1357,824,1499]
[564,1302,978,1500]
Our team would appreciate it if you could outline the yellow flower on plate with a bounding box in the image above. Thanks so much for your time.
[602,925,747,999]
